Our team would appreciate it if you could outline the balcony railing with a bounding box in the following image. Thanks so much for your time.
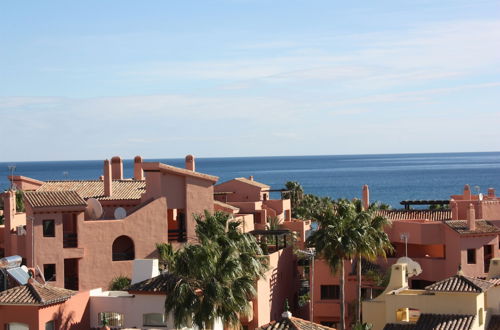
[63,233,78,248]
[168,229,186,242]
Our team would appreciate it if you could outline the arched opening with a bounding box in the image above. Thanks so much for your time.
[112,236,135,261]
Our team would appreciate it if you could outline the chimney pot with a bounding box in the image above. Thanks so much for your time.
[362,184,370,211]
[185,154,195,171]
[111,156,123,180]
[463,184,471,200]
[249,176,254,181]
[134,156,144,180]
[467,203,476,231]
[488,188,496,198]
[104,159,113,197]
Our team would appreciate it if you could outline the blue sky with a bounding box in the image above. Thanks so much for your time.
[1,0,499,161]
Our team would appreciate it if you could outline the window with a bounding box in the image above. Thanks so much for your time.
[45,320,55,330]
[112,235,135,261]
[320,285,340,300]
[467,249,476,264]
[143,313,167,327]
[43,220,55,237]
[396,308,421,323]
[98,312,124,327]
[5,323,29,330]
[43,264,56,281]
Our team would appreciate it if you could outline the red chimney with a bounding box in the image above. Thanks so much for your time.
[104,159,112,197]
[185,154,195,171]
[111,156,123,180]
[134,156,144,180]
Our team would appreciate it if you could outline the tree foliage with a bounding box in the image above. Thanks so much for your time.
[160,211,267,329]
[109,276,131,291]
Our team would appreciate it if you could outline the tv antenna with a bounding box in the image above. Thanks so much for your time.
[7,165,16,189]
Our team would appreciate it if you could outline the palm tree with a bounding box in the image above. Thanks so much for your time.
[160,211,267,329]
[351,199,393,325]
[283,181,304,217]
[306,200,366,330]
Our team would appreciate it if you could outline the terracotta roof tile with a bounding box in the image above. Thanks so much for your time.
[446,220,500,235]
[0,281,76,306]
[142,162,218,183]
[38,180,145,201]
[375,210,451,221]
[24,190,87,208]
[413,313,475,330]
[235,177,270,189]
[260,316,335,329]
[425,275,494,293]
[127,272,178,293]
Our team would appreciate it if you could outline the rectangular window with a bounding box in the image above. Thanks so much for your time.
[143,313,167,327]
[320,285,340,300]
[45,320,55,330]
[43,220,55,237]
[98,312,124,327]
[467,249,476,264]
[43,264,56,281]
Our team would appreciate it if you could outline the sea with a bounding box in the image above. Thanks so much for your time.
[1,152,499,208]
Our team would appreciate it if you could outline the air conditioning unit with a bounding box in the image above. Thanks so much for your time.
[16,226,26,236]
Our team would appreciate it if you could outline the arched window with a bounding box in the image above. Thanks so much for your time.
[112,236,135,261]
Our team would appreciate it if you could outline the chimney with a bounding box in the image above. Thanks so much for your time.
[488,188,496,198]
[450,199,458,220]
[134,156,144,180]
[463,184,471,200]
[249,176,254,181]
[362,184,370,211]
[104,159,112,197]
[486,258,500,280]
[467,203,476,231]
[185,154,195,171]
[131,259,160,285]
[111,156,123,180]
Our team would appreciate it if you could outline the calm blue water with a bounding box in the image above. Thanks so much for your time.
[1,152,499,208]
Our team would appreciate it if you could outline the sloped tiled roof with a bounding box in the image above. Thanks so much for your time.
[235,177,270,189]
[0,281,76,306]
[445,220,500,235]
[375,210,451,221]
[487,315,500,330]
[24,190,87,208]
[127,272,178,293]
[38,180,145,201]
[259,316,335,329]
[214,200,240,212]
[142,162,218,183]
[413,313,475,330]
[384,314,475,330]
[425,275,494,293]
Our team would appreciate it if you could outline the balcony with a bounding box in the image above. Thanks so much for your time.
[168,229,186,243]
[63,233,78,248]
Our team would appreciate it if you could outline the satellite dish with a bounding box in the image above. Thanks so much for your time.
[87,198,103,219]
[396,257,422,277]
[479,193,483,201]
[114,207,127,219]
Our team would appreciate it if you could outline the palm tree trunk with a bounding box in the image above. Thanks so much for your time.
[356,255,362,324]
[339,260,345,330]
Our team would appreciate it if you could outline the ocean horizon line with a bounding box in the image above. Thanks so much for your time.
[1,150,499,164]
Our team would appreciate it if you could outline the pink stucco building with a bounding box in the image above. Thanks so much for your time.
[0,155,307,329]
[308,184,500,328]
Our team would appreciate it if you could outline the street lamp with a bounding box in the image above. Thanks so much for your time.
[297,248,316,322]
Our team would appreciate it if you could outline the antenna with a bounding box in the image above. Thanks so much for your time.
[86,198,103,219]
[7,165,16,189]
[114,207,127,219]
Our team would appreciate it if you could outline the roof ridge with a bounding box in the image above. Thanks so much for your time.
[27,282,44,304]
